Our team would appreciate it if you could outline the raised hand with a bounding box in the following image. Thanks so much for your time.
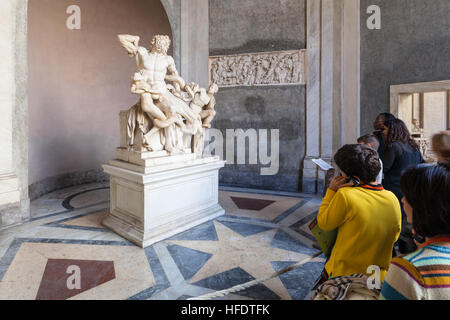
[329,176,355,192]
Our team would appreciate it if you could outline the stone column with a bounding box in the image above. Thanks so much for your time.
[342,0,361,144]
[302,0,361,194]
[160,0,181,69]
[161,0,209,87]
[180,0,209,88]
[0,0,29,228]
[318,0,343,191]
[302,0,322,194]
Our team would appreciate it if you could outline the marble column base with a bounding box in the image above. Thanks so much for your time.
[0,174,20,206]
[102,154,226,248]
[301,157,318,194]
[301,157,334,194]
[0,173,22,228]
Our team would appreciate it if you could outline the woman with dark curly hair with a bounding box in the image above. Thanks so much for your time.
[382,119,424,254]
[373,113,396,159]
[380,164,450,300]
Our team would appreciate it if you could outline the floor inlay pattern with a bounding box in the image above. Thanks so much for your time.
[0,183,324,300]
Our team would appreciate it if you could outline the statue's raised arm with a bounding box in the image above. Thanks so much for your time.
[118,34,140,57]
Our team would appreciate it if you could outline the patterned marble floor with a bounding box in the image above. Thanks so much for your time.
[0,183,325,300]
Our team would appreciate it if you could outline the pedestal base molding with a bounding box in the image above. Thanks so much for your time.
[102,151,225,248]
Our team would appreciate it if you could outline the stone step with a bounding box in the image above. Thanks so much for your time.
[109,156,222,174]
[116,148,195,167]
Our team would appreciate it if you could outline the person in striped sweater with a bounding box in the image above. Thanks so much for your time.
[379,164,450,300]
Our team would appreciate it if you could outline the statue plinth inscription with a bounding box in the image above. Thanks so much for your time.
[102,35,225,248]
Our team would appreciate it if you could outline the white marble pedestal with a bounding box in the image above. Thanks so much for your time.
[102,149,226,248]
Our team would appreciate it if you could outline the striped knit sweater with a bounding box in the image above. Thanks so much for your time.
[379,237,450,300]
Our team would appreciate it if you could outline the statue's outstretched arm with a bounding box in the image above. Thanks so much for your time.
[118,34,140,57]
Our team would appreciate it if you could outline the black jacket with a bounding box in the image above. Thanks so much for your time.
[382,141,424,199]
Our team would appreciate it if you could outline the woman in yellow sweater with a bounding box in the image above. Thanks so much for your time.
[317,144,402,284]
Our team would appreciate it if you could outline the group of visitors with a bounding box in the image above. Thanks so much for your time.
[311,114,450,300]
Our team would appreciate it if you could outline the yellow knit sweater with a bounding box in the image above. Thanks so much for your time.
[317,186,402,282]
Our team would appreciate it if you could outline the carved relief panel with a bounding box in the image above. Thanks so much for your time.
[209,50,306,87]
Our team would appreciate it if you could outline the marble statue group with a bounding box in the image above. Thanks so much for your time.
[102,34,225,248]
[118,34,218,156]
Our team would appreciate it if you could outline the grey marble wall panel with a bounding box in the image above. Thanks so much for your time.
[211,86,305,192]
[210,0,306,55]
[210,0,307,192]
[360,0,450,134]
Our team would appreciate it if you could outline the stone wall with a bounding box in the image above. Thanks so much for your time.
[209,0,307,192]
[27,0,172,196]
[360,0,450,134]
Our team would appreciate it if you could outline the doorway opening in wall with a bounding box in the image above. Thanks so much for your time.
[390,80,450,162]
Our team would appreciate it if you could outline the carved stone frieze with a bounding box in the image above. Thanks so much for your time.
[209,50,306,87]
